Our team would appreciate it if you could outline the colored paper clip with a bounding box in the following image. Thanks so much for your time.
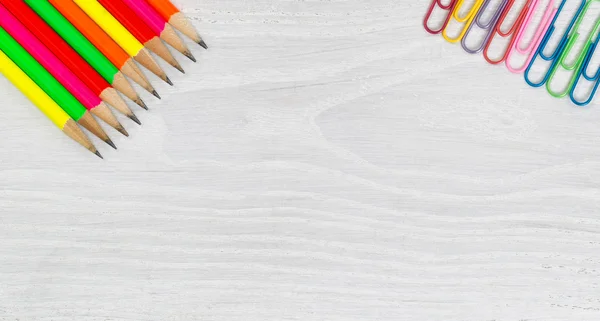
[424,0,458,34]
[546,0,600,98]
[570,32,600,106]
[461,0,509,54]
[505,0,557,73]
[524,0,586,87]
[483,0,535,65]
[442,0,485,43]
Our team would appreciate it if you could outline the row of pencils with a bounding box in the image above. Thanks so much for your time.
[0,0,207,159]
[424,0,600,107]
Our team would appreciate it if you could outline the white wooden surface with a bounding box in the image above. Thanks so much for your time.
[1,0,600,320]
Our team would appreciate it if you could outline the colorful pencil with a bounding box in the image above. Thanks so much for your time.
[48,0,159,93]
[24,0,152,108]
[96,0,184,73]
[73,0,173,85]
[0,8,128,136]
[145,0,207,48]
[0,49,101,158]
[0,27,115,149]
[121,0,194,61]
[0,1,140,121]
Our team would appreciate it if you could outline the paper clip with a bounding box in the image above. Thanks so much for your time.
[424,0,459,34]
[483,0,535,64]
[461,0,510,54]
[524,0,586,87]
[442,0,485,43]
[505,0,558,73]
[546,0,600,98]
[570,32,600,106]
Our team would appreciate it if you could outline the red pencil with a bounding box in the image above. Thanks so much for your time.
[0,0,140,122]
[98,0,184,73]
[121,0,194,62]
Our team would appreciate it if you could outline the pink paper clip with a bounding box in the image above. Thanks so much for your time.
[505,0,558,73]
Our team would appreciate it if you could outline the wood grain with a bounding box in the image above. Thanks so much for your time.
[0,0,599,320]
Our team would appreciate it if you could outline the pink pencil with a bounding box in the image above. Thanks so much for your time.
[0,3,126,136]
[120,0,195,61]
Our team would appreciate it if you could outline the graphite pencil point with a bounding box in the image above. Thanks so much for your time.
[185,51,196,62]
[175,64,185,74]
[137,99,149,110]
[95,150,104,159]
[129,114,142,125]
[117,125,129,137]
[166,77,174,86]
[106,139,117,150]
[152,90,161,99]
[198,40,208,49]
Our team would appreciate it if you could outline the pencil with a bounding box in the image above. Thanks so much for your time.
[25,0,149,109]
[145,0,207,48]
[48,0,158,97]
[121,0,195,61]
[0,1,139,122]
[0,28,115,149]
[72,0,173,85]
[0,9,128,136]
[0,49,101,158]
[96,0,185,73]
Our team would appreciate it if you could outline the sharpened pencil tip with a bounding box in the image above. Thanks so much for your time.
[198,40,208,49]
[95,150,104,159]
[185,51,196,62]
[117,125,129,137]
[137,99,149,110]
[105,139,117,150]
[166,77,173,86]
[152,90,161,99]
[175,64,185,74]
[129,114,142,125]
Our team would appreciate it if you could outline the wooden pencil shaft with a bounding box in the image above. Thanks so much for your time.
[169,12,202,43]
[63,119,98,154]
[121,59,155,93]
[90,102,126,136]
[112,72,140,103]
[145,37,181,69]
[134,48,169,82]
[160,23,191,56]
[78,111,110,142]
[100,88,134,117]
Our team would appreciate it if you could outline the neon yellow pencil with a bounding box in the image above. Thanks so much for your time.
[73,0,171,85]
[0,49,102,158]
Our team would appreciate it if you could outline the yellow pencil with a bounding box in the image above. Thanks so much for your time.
[73,0,172,85]
[0,49,102,158]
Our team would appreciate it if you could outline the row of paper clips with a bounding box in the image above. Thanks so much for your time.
[424,0,600,106]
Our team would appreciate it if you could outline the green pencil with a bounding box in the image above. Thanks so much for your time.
[0,27,116,149]
[25,0,156,108]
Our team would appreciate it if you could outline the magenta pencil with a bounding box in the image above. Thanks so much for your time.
[120,0,195,61]
[0,2,126,135]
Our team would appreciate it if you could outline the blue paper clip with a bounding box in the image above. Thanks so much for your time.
[570,32,600,106]
[524,0,586,87]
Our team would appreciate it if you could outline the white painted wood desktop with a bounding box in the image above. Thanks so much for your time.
[0,0,599,320]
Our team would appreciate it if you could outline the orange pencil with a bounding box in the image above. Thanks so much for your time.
[145,0,207,48]
[50,0,169,88]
